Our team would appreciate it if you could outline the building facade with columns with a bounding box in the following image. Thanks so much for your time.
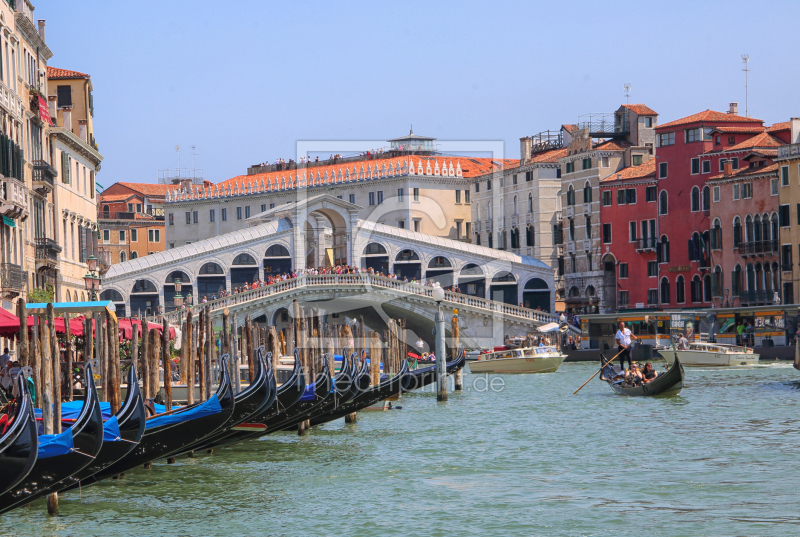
[163,151,517,253]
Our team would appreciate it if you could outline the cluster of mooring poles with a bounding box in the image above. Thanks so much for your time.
[0,298,466,515]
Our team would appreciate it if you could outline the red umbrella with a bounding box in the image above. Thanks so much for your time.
[118,319,175,340]
[26,315,89,336]
[0,308,21,337]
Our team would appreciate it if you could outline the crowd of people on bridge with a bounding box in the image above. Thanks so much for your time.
[191,264,475,306]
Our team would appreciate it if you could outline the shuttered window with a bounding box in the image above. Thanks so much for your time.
[61,152,71,184]
[57,85,72,107]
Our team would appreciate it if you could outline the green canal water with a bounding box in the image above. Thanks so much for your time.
[4,362,800,536]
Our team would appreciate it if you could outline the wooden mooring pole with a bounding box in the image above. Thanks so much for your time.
[453,312,462,391]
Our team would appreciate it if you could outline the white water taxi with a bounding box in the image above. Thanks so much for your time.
[662,342,759,367]
[468,346,566,374]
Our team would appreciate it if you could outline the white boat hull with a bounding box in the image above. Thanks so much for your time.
[468,355,566,374]
[663,349,759,367]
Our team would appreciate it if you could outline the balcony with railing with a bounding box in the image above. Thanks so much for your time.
[778,143,800,160]
[737,289,777,305]
[32,160,57,194]
[635,236,657,252]
[35,237,62,267]
[0,262,25,296]
[0,176,27,219]
[739,239,780,257]
[576,110,629,137]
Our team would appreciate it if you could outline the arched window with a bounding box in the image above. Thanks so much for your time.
[510,227,519,249]
[120,251,127,263]
[676,275,685,303]
[526,225,534,247]
[232,253,257,265]
[689,231,701,261]
[703,274,712,302]
[702,185,710,211]
[265,244,290,257]
[733,216,742,247]
[492,271,516,282]
[753,214,762,242]
[567,185,575,206]
[732,264,742,296]
[100,289,124,302]
[660,277,670,305]
[395,249,420,262]
[586,285,596,297]
[583,181,592,203]
[711,218,722,249]
[528,193,533,213]
[363,243,387,255]
[102,205,110,217]
[569,219,575,241]
[744,215,753,243]
[65,290,71,302]
[691,275,702,302]
[746,263,755,292]
[763,264,772,292]
[691,186,700,212]
[659,191,668,215]
[658,235,670,263]
[132,279,158,293]
[762,213,770,241]
[713,265,723,298]
[429,256,452,268]
[199,262,225,275]
[585,216,592,239]
[771,214,779,247]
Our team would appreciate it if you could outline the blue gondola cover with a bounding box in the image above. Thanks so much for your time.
[103,415,121,442]
[146,394,222,429]
[38,429,74,458]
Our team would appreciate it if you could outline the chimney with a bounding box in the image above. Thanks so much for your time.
[179,179,192,191]
[729,102,739,115]
[723,160,733,176]
[37,20,45,42]
[520,137,532,164]
[791,118,800,144]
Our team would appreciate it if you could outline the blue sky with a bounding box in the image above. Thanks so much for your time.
[38,0,800,187]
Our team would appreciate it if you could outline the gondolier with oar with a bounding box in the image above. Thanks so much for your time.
[615,321,637,371]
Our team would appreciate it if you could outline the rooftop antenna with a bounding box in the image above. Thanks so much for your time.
[741,54,750,117]
[191,145,197,179]
[175,145,181,175]
[624,83,631,105]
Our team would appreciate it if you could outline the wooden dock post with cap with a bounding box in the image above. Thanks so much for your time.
[198,308,206,402]
[17,299,27,368]
[162,319,172,412]
[186,310,194,406]
[453,312,462,391]
[141,319,150,401]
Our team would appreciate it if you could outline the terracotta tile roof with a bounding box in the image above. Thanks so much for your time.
[116,182,182,197]
[562,124,579,133]
[742,149,778,158]
[709,162,778,180]
[725,132,784,152]
[529,148,569,163]
[658,109,763,129]
[766,121,791,133]
[601,160,656,182]
[622,104,658,116]
[709,126,765,134]
[593,139,630,151]
[98,193,138,202]
[215,156,517,191]
[46,66,89,79]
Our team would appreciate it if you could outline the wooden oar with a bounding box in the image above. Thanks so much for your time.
[573,347,627,395]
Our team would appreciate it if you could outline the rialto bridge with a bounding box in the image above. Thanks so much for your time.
[101,195,564,347]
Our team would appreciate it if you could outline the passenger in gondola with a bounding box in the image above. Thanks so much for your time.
[626,363,644,385]
[641,362,658,383]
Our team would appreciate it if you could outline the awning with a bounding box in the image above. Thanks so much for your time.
[38,96,54,126]
[537,322,561,333]
[1,215,14,228]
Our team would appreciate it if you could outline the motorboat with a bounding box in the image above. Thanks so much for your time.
[468,346,566,374]
[662,342,759,367]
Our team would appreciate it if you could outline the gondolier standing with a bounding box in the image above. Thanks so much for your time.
[615,321,637,371]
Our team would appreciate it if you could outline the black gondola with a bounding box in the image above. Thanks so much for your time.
[0,362,104,515]
[61,363,146,491]
[176,351,271,454]
[83,356,235,485]
[278,350,357,431]
[0,374,38,496]
[310,359,409,426]
[600,355,684,396]
[267,358,332,434]
[402,347,467,392]
[211,353,305,447]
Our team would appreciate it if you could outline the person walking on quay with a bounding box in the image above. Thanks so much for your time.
[615,321,636,371]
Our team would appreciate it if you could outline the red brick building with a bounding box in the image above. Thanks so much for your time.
[598,160,658,309]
